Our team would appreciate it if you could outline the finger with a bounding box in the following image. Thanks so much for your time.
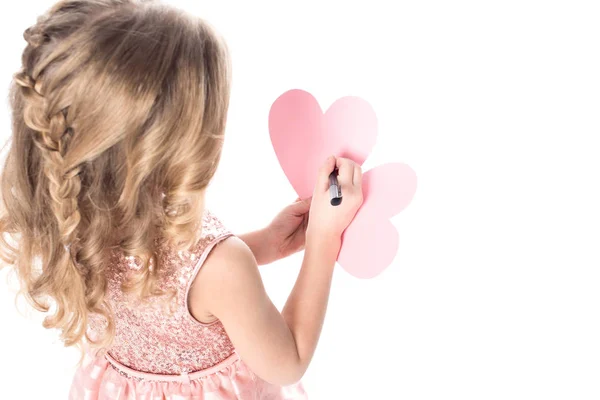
[317,155,337,192]
[335,157,355,189]
[289,196,311,214]
[353,163,363,188]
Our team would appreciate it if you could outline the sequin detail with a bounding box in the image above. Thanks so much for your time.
[88,210,235,375]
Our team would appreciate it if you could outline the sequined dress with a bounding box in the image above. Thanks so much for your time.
[68,211,306,399]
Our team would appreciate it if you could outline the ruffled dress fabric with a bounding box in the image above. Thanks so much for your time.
[69,351,306,399]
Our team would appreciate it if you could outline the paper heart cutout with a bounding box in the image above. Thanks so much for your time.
[269,89,417,278]
[338,163,417,278]
[269,89,377,199]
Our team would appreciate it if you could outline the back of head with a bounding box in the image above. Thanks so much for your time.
[0,0,230,350]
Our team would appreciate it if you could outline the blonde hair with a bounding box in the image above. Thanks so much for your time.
[0,0,230,352]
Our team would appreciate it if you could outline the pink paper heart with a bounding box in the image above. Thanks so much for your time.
[269,89,378,199]
[338,163,417,278]
[269,89,417,278]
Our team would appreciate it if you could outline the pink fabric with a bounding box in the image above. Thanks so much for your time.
[69,350,307,399]
[71,211,307,399]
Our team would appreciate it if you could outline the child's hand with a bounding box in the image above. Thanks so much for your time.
[266,197,311,260]
[306,156,363,246]
[238,198,311,265]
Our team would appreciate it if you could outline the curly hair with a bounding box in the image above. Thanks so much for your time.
[0,0,230,354]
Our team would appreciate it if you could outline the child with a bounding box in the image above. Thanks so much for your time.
[0,1,363,399]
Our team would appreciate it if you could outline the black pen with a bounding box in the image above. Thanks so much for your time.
[328,169,342,206]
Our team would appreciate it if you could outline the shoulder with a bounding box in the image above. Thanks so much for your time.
[206,235,256,275]
[189,235,262,309]
[192,209,252,282]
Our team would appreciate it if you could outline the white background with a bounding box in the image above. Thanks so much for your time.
[1,1,600,399]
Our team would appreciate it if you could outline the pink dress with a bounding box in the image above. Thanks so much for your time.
[69,211,306,399]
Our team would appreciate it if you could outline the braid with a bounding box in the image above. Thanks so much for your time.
[15,71,82,251]
[14,65,88,346]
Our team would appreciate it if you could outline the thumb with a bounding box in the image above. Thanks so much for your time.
[316,155,337,192]
[289,197,311,214]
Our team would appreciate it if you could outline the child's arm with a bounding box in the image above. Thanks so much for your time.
[189,156,363,386]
